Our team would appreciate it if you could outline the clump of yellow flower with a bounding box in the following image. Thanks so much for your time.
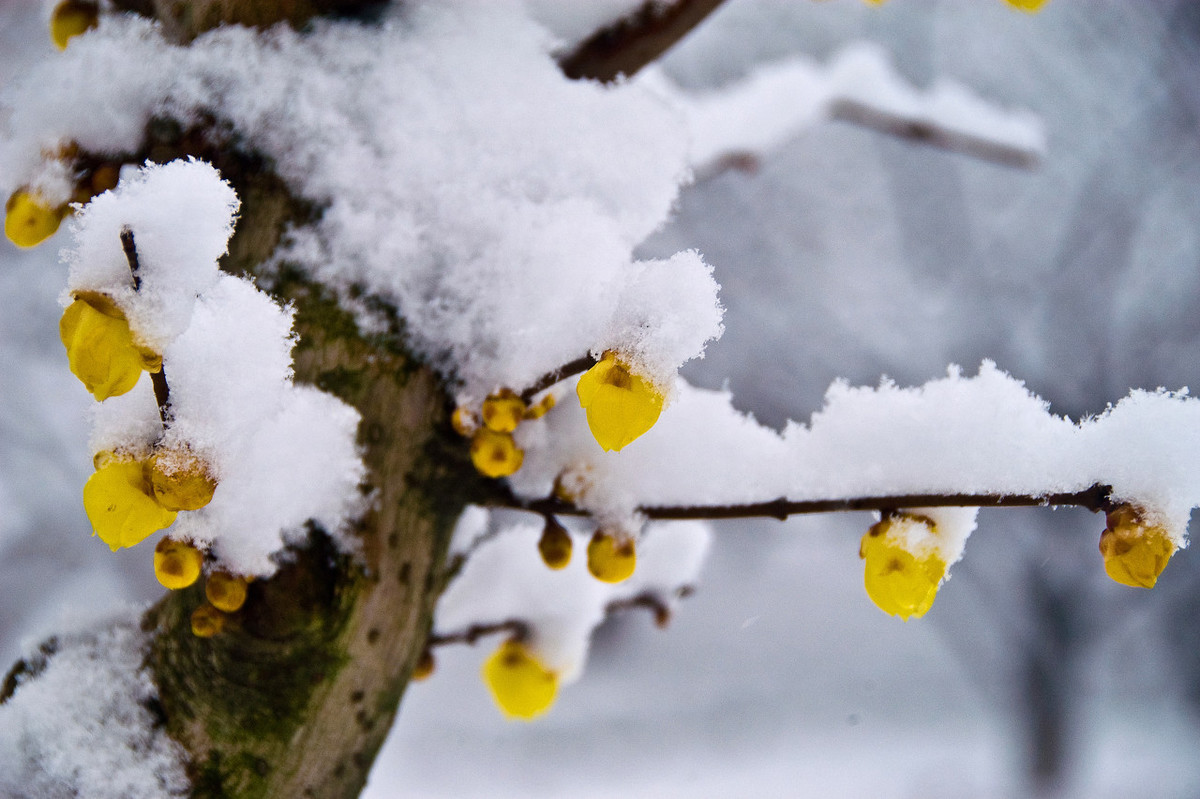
[1099,505,1175,589]
[83,457,178,551]
[586,530,636,584]
[60,291,161,401]
[154,537,203,590]
[5,189,66,249]
[50,0,99,50]
[859,514,947,620]
[482,639,558,720]
[576,352,664,452]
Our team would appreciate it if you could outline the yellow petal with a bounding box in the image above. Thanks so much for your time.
[50,0,99,50]
[154,537,202,590]
[576,353,664,452]
[205,571,249,613]
[5,190,64,248]
[537,517,572,570]
[1099,506,1175,589]
[149,448,218,511]
[83,459,177,551]
[482,640,558,720]
[586,531,636,583]
[60,294,151,401]
[190,604,225,638]
[469,429,524,478]
[859,518,946,620]
[481,389,526,434]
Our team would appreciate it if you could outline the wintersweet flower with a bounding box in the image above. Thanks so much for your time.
[537,516,572,570]
[482,639,558,720]
[576,352,664,452]
[60,291,161,401]
[586,530,636,583]
[859,515,947,620]
[190,604,225,638]
[205,571,249,613]
[83,458,178,551]
[149,447,218,511]
[470,428,523,478]
[1004,0,1048,12]
[1099,505,1175,588]
[50,0,99,50]
[481,389,526,433]
[154,537,203,589]
[5,189,65,248]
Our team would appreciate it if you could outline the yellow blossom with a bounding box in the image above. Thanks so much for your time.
[83,458,178,551]
[50,0,99,49]
[482,640,558,720]
[1099,505,1175,589]
[859,515,946,620]
[5,189,65,248]
[154,537,202,590]
[575,352,664,452]
[205,571,249,613]
[1004,0,1048,12]
[586,531,636,584]
[149,447,218,512]
[470,428,523,478]
[481,389,526,433]
[60,292,160,401]
[537,517,572,570]
[191,604,225,638]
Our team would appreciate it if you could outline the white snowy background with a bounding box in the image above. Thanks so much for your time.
[3,0,1200,797]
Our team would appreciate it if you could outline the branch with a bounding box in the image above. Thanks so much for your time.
[605,588,694,628]
[560,0,727,83]
[120,228,171,421]
[519,354,598,402]
[427,620,529,648]
[494,484,1115,522]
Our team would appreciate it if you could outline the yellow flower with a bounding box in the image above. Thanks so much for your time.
[523,393,556,421]
[482,640,558,720]
[154,537,202,590]
[411,649,436,682]
[537,517,572,570]
[205,571,249,613]
[50,0,99,50]
[190,604,225,638]
[469,428,524,478]
[149,447,218,512]
[586,531,636,584]
[859,516,947,620]
[83,458,178,551]
[451,406,478,437]
[1004,0,1048,12]
[575,352,664,452]
[1099,505,1175,589]
[481,389,526,434]
[60,292,161,401]
[5,189,65,248]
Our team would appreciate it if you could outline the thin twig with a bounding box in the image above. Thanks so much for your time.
[560,0,727,83]
[519,354,598,403]
[427,620,529,648]
[493,484,1115,522]
[120,228,171,423]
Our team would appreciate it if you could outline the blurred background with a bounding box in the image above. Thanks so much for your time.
[4,1,1200,797]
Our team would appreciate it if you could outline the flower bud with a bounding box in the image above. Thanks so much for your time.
[537,516,572,570]
[859,515,947,620]
[482,639,557,720]
[154,537,202,590]
[1099,505,1175,589]
[149,447,217,512]
[586,530,636,584]
[190,604,225,638]
[469,429,523,478]
[481,389,526,434]
[50,0,99,50]
[412,649,435,682]
[205,571,250,613]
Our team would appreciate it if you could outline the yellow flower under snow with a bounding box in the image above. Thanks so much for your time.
[50,0,99,50]
[60,292,160,401]
[482,640,558,720]
[84,458,178,551]
[1099,505,1175,589]
[149,448,218,512]
[586,531,636,584]
[576,352,664,452]
[5,189,65,249]
[859,516,946,620]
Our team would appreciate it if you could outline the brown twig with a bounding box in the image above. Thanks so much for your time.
[605,589,693,629]
[829,98,1042,170]
[519,354,598,403]
[494,484,1115,522]
[120,227,171,422]
[427,620,529,648]
[560,0,727,83]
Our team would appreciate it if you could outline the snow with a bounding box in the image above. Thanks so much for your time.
[0,612,188,799]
